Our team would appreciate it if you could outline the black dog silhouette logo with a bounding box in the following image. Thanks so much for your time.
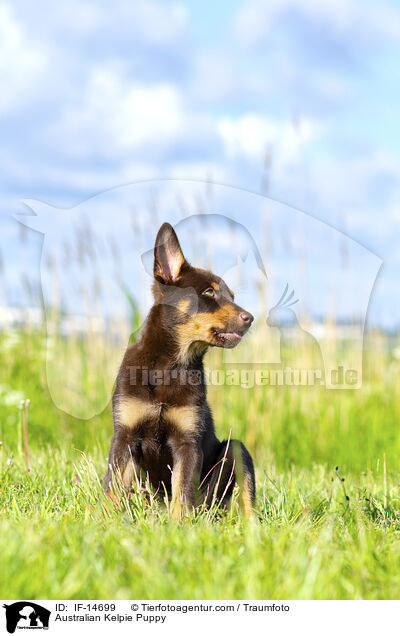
[3,602,50,633]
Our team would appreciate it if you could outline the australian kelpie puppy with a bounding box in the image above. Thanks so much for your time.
[104,222,256,518]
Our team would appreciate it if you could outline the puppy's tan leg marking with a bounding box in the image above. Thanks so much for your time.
[104,459,142,509]
[105,487,120,506]
[170,457,185,520]
[121,459,142,491]
[232,440,253,520]
[241,473,254,520]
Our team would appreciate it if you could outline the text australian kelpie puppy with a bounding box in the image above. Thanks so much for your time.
[104,222,256,518]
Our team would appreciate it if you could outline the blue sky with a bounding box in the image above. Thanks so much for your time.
[1,0,400,327]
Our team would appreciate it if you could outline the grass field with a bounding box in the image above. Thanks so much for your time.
[1,328,400,600]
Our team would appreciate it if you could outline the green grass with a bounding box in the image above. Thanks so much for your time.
[1,329,400,599]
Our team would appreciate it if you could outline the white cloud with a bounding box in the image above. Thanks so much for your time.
[234,0,400,49]
[118,0,188,46]
[44,67,184,159]
[0,3,46,115]
[11,0,189,46]
[218,113,320,164]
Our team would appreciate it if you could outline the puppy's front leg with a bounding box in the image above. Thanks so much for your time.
[169,436,202,520]
[104,430,141,502]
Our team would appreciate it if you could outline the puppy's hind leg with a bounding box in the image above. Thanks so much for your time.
[203,439,256,518]
[231,440,256,519]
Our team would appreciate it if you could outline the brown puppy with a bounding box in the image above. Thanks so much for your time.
[104,222,256,518]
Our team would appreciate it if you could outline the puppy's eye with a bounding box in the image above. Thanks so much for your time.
[202,287,215,297]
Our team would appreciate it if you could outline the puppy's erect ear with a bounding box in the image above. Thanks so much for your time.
[154,223,187,283]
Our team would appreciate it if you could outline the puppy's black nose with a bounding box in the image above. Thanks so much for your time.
[239,311,254,326]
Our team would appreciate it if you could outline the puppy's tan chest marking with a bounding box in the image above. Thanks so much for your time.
[116,396,162,429]
[163,405,200,433]
[116,397,199,434]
